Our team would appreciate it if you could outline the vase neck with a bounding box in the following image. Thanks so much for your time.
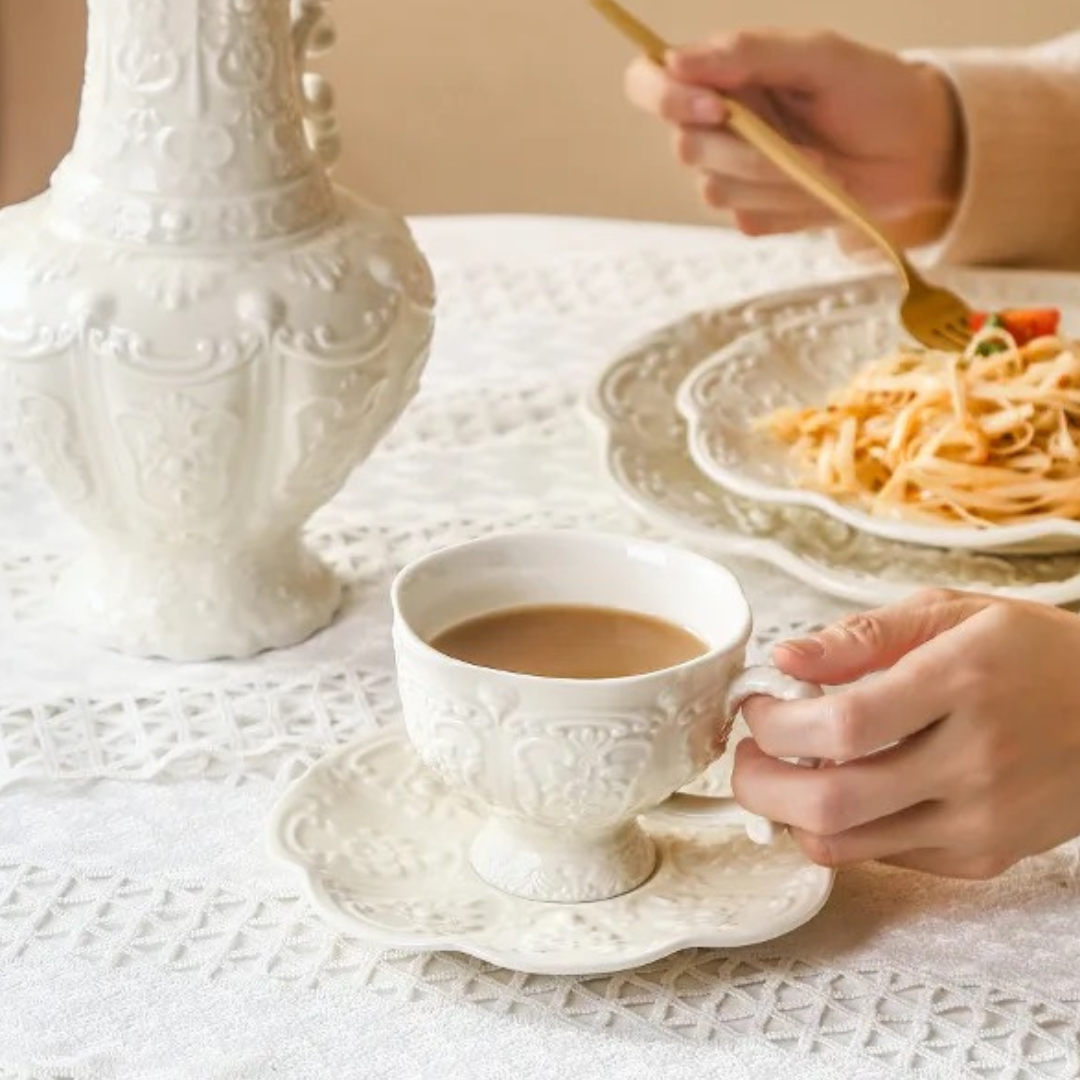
[49,0,336,248]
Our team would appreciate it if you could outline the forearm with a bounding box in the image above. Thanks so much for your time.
[0,1,86,207]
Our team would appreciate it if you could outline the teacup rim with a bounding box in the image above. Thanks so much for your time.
[390,529,753,687]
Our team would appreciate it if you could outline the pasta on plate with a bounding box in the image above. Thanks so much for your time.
[759,309,1080,528]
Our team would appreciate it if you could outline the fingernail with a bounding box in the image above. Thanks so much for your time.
[778,637,825,659]
[690,94,724,123]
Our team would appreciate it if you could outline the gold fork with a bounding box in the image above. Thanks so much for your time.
[590,0,975,351]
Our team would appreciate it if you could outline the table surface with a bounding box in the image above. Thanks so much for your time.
[1,215,1078,1080]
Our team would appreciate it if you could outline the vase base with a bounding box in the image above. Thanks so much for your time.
[57,537,342,661]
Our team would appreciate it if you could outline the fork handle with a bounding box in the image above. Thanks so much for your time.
[722,95,915,285]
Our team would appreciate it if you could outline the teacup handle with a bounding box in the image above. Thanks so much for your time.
[652,665,823,844]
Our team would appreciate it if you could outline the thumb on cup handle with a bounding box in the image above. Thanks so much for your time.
[728,665,823,843]
[653,664,823,844]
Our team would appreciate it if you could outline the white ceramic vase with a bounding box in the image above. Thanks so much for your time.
[0,0,435,660]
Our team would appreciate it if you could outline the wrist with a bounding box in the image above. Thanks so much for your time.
[912,60,966,212]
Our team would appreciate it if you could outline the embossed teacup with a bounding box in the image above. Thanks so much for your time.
[391,531,821,904]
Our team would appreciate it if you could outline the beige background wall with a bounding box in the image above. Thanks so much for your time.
[322,0,1077,222]
[2,1,1077,218]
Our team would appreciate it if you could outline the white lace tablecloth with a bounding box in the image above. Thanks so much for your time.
[2,216,1078,1080]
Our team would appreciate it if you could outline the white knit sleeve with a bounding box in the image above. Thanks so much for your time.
[917,33,1080,268]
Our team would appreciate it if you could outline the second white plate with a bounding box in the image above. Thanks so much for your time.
[585,271,1080,606]
[677,277,1080,555]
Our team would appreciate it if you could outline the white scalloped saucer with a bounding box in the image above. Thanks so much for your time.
[268,730,834,976]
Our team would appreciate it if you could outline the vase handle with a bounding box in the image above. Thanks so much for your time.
[291,0,342,167]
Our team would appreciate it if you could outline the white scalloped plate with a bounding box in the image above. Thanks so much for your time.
[268,730,834,976]
[677,290,1080,555]
[585,270,1080,606]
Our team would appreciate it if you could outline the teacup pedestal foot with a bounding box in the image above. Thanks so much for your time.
[469,816,657,903]
[56,534,342,662]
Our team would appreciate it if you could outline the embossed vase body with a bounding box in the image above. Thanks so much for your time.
[0,0,434,659]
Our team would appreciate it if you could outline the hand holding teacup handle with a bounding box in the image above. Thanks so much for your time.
[652,665,823,844]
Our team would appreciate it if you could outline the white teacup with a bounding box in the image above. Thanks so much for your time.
[391,531,821,904]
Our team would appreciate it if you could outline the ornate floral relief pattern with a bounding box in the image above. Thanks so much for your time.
[514,912,631,956]
[395,676,491,796]
[7,393,93,506]
[275,307,404,367]
[337,749,464,823]
[277,791,342,874]
[0,322,78,362]
[393,663,729,832]
[116,392,243,517]
[49,0,338,244]
[113,30,182,97]
[366,232,439,312]
[286,248,351,291]
[87,324,262,380]
[17,247,80,287]
[470,816,657,903]
[663,683,737,775]
[283,374,392,499]
[511,721,656,824]
[214,20,278,95]
[122,106,168,150]
[325,893,492,938]
[132,260,228,312]
[159,123,238,177]
[50,173,337,246]
[339,829,436,881]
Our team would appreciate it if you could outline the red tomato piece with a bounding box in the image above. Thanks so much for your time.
[969,308,1061,345]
